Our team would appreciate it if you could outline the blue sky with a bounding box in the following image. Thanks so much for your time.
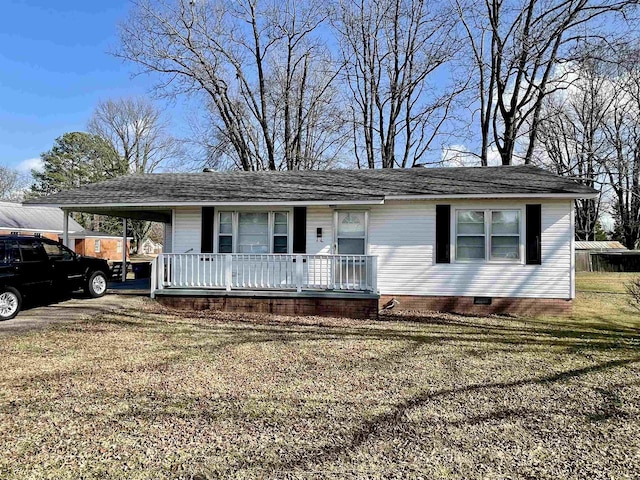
[0,0,160,172]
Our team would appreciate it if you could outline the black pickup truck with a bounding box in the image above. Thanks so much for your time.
[0,235,110,320]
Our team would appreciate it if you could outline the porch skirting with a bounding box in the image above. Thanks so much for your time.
[155,290,380,319]
[379,295,572,317]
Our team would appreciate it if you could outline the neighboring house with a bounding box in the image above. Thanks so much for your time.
[70,230,131,262]
[141,238,163,255]
[0,202,129,262]
[24,165,597,318]
[0,201,84,240]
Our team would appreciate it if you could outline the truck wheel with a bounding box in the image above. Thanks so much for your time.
[85,271,108,298]
[0,287,22,320]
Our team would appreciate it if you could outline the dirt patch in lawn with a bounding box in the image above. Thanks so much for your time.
[0,294,136,335]
[0,289,639,479]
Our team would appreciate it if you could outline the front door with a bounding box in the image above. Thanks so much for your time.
[335,211,366,254]
[335,211,367,289]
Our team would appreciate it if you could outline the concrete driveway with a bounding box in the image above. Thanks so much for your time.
[0,292,143,335]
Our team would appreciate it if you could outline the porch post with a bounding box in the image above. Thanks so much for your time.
[62,209,69,247]
[225,255,232,291]
[295,254,303,293]
[150,257,157,299]
[371,256,378,293]
[122,218,127,282]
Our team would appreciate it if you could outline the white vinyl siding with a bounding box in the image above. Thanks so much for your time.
[172,206,201,253]
[369,199,572,299]
[164,221,173,253]
[306,206,333,254]
[170,199,573,299]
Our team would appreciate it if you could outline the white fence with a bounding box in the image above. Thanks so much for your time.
[150,253,377,297]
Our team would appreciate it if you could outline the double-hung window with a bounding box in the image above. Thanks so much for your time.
[217,211,289,254]
[456,211,485,260]
[455,209,521,262]
[490,211,520,260]
[238,212,269,253]
[218,212,233,253]
[273,212,289,253]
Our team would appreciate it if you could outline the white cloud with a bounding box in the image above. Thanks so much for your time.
[16,158,43,173]
[441,144,480,167]
[486,145,502,166]
[441,144,502,167]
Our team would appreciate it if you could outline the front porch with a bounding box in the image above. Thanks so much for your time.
[151,253,378,295]
[149,253,380,318]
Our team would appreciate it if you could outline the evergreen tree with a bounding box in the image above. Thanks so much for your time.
[30,132,126,196]
[29,132,128,233]
[594,221,609,242]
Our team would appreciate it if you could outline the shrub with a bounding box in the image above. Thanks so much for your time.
[625,276,640,311]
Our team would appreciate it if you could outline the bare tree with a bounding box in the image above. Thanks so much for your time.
[535,51,612,240]
[117,0,345,171]
[454,0,639,166]
[601,47,640,249]
[88,97,181,252]
[88,98,180,174]
[332,0,462,169]
[535,42,640,248]
[0,166,29,202]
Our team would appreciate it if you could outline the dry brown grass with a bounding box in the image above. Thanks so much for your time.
[1,276,639,479]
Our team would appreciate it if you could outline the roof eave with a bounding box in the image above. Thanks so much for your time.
[24,191,597,210]
[24,198,387,208]
[385,192,598,200]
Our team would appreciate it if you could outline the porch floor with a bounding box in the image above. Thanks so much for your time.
[107,278,151,296]
[153,287,379,300]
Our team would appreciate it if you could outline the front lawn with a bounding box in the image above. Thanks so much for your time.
[0,274,639,479]
[575,271,635,294]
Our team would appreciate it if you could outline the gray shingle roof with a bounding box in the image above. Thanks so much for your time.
[24,165,597,206]
[0,202,84,232]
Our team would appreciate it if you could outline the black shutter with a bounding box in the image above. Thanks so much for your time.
[201,207,215,253]
[526,204,542,265]
[435,205,451,263]
[292,207,307,254]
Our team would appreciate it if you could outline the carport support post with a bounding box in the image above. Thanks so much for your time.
[62,209,69,247]
[122,218,127,283]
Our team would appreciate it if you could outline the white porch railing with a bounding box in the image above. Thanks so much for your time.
[150,253,377,297]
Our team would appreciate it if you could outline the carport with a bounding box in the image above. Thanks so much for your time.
[58,206,172,283]
[23,175,186,288]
